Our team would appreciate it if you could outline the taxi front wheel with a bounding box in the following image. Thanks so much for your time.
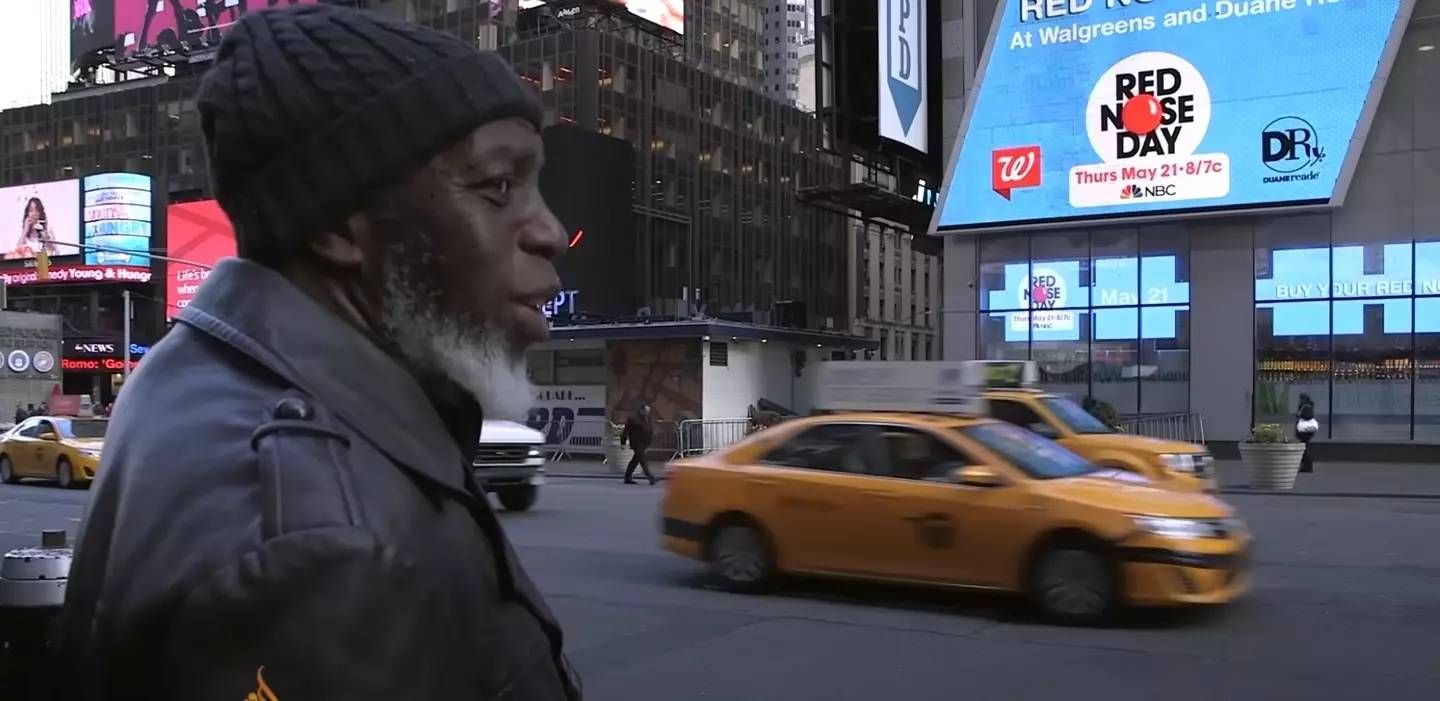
[1030,544,1117,625]
[707,520,775,593]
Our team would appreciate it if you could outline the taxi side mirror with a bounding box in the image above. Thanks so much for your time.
[38,432,59,441]
[950,465,1006,488]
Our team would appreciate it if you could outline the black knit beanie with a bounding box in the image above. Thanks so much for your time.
[196,4,542,262]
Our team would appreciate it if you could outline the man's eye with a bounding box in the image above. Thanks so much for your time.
[470,178,513,199]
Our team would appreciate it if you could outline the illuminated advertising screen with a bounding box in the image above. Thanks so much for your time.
[987,255,1189,342]
[83,172,152,266]
[1258,242,1440,336]
[935,0,1414,232]
[0,179,81,262]
[540,125,637,320]
[165,199,236,320]
[71,0,321,63]
[606,0,683,34]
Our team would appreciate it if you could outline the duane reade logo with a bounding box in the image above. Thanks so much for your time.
[1069,51,1230,209]
[1262,116,1325,182]
[1085,51,1211,163]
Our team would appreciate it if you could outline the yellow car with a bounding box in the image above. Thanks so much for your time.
[981,387,1216,493]
[660,412,1250,623]
[0,415,107,489]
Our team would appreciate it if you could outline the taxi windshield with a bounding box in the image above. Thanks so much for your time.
[960,423,1095,480]
[1040,397,1111,435]
[55,419,108,439]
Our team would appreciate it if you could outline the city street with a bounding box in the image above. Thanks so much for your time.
[3,478,1440,699]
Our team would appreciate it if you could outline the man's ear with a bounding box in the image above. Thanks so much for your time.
[308,213,372,268]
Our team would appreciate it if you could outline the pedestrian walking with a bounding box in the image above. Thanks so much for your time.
[1295,393,1319,474]
[13,402,25,423]
[25,403,36,418]
[622,404,657,484]
[55,5,580,700]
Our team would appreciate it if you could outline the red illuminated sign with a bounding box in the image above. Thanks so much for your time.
[166,200,236,320]
[61,357,140,373]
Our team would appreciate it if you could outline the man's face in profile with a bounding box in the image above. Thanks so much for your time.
[366,118,567,419]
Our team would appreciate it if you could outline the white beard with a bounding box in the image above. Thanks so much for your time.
[380,264,535,421]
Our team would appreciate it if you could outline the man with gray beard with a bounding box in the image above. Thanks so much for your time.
[55,5,579,700]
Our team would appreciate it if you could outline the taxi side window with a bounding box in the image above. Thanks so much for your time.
[761,424,870,474]
[16,420,41,438]
[874,427,974,482]
[990,400,1049,431]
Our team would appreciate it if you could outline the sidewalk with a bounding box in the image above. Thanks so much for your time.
[1213,460,1440,499]
[547,456,1440,498]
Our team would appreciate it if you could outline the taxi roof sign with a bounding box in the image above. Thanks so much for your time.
[814,361,988,416]
[965,360,1040,390]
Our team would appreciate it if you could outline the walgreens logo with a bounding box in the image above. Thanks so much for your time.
[991,145,1041,200]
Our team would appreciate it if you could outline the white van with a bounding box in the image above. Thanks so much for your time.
[473,420,547,511]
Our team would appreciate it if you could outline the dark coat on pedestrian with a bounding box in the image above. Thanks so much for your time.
[622,411,654,450]
[56,260,580,700]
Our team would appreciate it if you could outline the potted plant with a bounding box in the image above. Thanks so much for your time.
[1239,423,1306,490]
[603,421,632,475]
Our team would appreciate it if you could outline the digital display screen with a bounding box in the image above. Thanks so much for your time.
[165,199,235,320]
[83,172,152,266]
[986,255,1188,342]
[72,0,322,64]
[0,179,80,262]
[1258,242,1440,336]
[935,0,1412,232]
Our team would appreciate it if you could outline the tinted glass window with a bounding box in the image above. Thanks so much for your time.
[873,427,973,481]
[56,419,107,439]
[761,424,871,474]
[959,423,1094,480]
[1040,397,1111,434]
[16,420,41,438]
[988,399,1046,429]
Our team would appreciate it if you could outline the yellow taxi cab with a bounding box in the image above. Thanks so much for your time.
[974,361,1216,493]
[660,363,1250,623]
[0,415,107,489]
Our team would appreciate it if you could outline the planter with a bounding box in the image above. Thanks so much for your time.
[602,429,632,475]
[1239,442,1307,490]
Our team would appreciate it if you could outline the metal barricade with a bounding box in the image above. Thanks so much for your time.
[1114,413,1207,444]
[676,418,753,457]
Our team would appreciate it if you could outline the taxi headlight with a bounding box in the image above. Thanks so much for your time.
[1159,453,1197,473]
[1131,515,1219,539]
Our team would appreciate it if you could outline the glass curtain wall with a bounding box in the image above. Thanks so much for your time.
[978,227,1192,414]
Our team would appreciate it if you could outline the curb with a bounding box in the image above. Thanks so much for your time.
[1219,488,1440,500]
[549,473,668,482]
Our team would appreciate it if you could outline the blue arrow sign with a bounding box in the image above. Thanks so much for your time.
[885,0,923,136]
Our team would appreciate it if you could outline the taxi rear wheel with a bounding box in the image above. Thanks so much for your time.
[55,457,76,490]
[1030,544,1117,625]
[0,455,16,484]
[707,520,775,593]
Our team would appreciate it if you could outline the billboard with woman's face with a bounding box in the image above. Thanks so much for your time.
[0,179,80,261]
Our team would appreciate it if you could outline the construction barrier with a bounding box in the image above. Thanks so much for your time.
[1114,413,1206,445]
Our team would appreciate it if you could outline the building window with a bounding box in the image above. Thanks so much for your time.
[977,228,1190,416]
[1254,214,1439,441]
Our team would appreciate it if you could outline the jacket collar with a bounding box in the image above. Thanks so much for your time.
[178,258,475,498]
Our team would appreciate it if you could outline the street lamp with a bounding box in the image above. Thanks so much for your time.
[30,241,215,382]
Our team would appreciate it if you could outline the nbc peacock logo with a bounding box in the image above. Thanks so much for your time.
[1119,184,1143,200]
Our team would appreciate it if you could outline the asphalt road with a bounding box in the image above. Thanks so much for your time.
[3,478,1439,699]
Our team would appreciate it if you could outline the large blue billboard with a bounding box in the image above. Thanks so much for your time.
[935,0,1413,232]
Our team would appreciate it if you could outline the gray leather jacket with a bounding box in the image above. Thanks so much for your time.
[56,259,580,700]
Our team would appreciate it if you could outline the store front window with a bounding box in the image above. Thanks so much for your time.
[977,227,1191,415]
[1256,232,1440,442]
